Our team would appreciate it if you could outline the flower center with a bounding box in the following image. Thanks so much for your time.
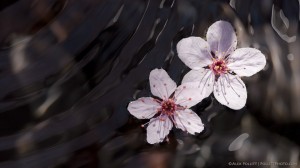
[161,99,176,116]
[210,58,228,75]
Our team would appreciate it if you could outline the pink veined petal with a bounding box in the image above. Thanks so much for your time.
[174,81,211,109]
[181,68,215,98]
[174,109,204,135]
[146,116,173,144]
[227,48,266,77]
[213,74,247,110]
[127,97,160,119]
[149,69,177,100]
[206,20,237,57]
[177,37,213,69]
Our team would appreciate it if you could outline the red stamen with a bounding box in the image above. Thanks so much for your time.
[210,58,228,75]
[160,99,177,116]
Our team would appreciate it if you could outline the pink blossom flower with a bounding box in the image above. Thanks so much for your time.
[128,69,204,144]
[177,21,266,110]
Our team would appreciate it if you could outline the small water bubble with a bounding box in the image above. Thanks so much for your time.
[176,139,184,150]
[287,54,294,61]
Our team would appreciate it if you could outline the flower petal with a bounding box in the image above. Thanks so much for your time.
[174,81,211,108]
[177,37,213,69]
[174,109,204,135]
[213,74,247,110]
[150,69,177,100]
[206,20,237,57]
[127,97,160,119]
[182,68,214,98]
[146,116,173,144]
[227,48,266,77]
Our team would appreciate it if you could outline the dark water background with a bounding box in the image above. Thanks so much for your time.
[0,0,299,167]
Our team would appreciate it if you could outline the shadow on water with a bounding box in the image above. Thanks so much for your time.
[0,0,299,167]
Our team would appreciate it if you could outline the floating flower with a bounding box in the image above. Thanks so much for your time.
[177,20,266,110]
[128,69,204,144]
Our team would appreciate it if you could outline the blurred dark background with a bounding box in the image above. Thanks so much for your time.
[0,0,299,167]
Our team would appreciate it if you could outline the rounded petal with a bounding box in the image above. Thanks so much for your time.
[213,74,247,110]
[176,37,213,69]
[174,83,206,108]
[227,48,266,77]
[174,109,204,135]
[150,69,177,100]
[146,117,173,144]
[206,21,237,57]
[127,97,160,119]
[182,69,214,98]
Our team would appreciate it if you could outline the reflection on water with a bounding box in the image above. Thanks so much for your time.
[0,0,299,167]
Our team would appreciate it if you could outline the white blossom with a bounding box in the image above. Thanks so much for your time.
[177,21,266,110]
[128,69,204,144]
